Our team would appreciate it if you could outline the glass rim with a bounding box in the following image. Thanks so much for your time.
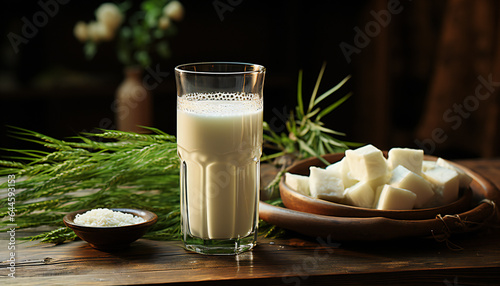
[175,62,265,75]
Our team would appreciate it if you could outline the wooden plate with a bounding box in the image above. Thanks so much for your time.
[259,154,499,241]
[279,153,472,219]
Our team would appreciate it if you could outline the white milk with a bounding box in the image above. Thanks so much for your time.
[177,93,263,240]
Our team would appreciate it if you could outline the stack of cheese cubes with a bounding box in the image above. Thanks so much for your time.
[285,144,472,210]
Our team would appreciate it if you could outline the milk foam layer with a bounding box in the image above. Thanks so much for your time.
[178,92,262,115]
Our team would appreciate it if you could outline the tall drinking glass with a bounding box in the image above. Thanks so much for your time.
[175,62,265,255]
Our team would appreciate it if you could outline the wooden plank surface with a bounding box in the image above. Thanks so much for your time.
[1,159,500,285]
[3,231,500,286]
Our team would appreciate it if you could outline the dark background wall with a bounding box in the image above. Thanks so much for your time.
[2,0,495,159]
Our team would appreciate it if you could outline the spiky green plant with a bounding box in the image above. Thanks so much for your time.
[262,63,360,164]
[0,127,181,243]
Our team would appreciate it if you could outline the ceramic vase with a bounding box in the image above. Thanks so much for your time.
[115,67,152,133]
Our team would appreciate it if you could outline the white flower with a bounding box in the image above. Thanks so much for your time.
[74,21,88,42]
[163,1,184,22]
[95,3,123,31]
[158,16,171,30]
[87,21,114,42]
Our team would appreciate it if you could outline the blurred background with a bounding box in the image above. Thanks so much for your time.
[1,0,499,159]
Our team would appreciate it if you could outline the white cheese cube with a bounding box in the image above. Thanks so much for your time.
[389,165,434,208]
[366,173,390,191]
[326,158,359,188]
[376,184,417,210]
[285,172,310,196]
[345,144,388,182]
[372,185,384,208]
[423,165,460,205]
[422,160,437,172]
[309,166,344,202]
[343,181,374,208]
[326,159,343,175]
[436,158,473,188]
[387,147,423,174]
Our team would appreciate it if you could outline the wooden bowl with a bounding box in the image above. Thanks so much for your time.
[259,154,498,241]
[63,208,158,250]
[279,153,472,220]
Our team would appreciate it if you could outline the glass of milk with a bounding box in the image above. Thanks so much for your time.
[175,62,265,255]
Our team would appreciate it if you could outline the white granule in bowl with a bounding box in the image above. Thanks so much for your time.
[73,208,145,227]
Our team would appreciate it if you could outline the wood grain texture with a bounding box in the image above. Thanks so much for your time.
[1,159,499,285]
[3,232,500,286]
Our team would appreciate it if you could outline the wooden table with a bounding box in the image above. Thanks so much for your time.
[2,159,500,285]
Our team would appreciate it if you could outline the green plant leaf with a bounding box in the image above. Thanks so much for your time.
[118,0,133,12]
[263,133,282,147]
[134,50,151,67]
[297,70,304,117]
[317,141,325,155]
[154,29,165,39]
[304,107,320,120]
[308,62,327,113]
[310,123,345,136]
[297,139,329,165]
[120,26,133,39]
[156,41,171,58]
[313,75,351,106]
[298,123,311,137]
[316,92,352,122]
[261,151,286,162]
[83,42,97,60]
[306,130,316,146]
[145,8,161,28]
[320,135,348,148]
[324,140,336,154]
